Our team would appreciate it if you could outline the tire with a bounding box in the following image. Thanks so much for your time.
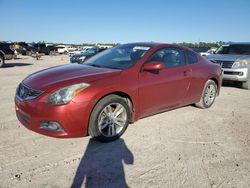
[49,51,55,56]
[195,80,217,109]
[242,80,250,90]
[88,94,130,142]
[26,51,31,56]
[0,55,4,68]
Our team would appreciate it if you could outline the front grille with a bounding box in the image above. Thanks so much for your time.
[16,83,43,100]
[224,71,242,75]
[214,60,234,69]
[70,57,78,62]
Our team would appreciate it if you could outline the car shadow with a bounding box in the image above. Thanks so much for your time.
[71,138,134,188]
[222,81,242,89]
[3,63,33,68]
[14,57,29,60]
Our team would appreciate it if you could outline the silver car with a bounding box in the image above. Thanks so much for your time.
[206,43,250,90]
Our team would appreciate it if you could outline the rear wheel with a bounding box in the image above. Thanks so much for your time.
[49,51,55,56]
[0,55,4,68]
[26,51,31,56]
[195,80,217,109]
[242,79,250,90]
[88,95,130,142]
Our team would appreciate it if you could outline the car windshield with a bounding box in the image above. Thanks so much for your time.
[82,50,96,55]
[81,47,90,50]
[84,44,151,70]
[86,48,98,52]
[215,44,250,55]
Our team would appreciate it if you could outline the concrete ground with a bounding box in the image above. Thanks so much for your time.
[0,55,249,188]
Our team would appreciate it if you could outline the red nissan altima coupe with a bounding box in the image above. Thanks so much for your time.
[15,43,222,142]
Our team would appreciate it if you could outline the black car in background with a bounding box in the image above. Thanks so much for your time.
[0,42,15,67]
[17,42,58,55]
[16,42,37,55]
[32,43,58,55]
[70,47,107,63]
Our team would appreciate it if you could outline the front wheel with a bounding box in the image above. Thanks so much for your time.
[88,95,130,142]
[195,80,217,109]
[0,55,4,68]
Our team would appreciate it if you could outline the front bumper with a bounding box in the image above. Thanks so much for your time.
[70,59,82,64]
[222,68,249,82]
[15,96,92,138]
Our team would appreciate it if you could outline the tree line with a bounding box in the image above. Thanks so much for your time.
[174,41,225,48]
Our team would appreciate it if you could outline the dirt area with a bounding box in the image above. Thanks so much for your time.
[0,55,249,188]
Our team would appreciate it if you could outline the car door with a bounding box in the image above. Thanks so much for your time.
[138,47,192,117]
[183,50,205,103]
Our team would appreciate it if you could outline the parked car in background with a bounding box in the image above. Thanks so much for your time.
[206,42,250,89]
[15,43,222,142]
[33,43,58,55]
[191,47,210,55]
[69,46,93,56]
[200,48,217,56]
[0,42,15,67]
[70,47,107,63]
[57,45,69,54]
[67,46,77,52]
[16,42,37,55]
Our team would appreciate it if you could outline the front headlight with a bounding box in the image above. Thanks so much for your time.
[232,59,249,68]
[47,83,90,105]
[79,56,86,61]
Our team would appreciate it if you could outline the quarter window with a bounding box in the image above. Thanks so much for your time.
[148,48,185,68]
[187,51,198,64]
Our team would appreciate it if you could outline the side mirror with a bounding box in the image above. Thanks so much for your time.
[143,61,165,71]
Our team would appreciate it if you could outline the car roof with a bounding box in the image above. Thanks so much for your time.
[225,42,250,45]
[122,42,160,47]
[122,42,189,49]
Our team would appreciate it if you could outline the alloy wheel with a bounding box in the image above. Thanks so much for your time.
[204,84,216,106]
[98,103,127,137]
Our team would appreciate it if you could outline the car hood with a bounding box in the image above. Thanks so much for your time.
[206,54,250,62]
[23,64,121,91]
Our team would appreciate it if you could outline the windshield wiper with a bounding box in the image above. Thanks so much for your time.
[86,64,105,68]
[86,64,121,70]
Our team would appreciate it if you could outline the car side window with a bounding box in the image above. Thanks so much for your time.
[187,51,198,64]
[147,48,186,68]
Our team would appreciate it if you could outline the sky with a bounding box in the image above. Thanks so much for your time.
[1,0,250,44]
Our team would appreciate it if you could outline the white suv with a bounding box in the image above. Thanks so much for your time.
[57,46,69,54]
[206,43,250,89]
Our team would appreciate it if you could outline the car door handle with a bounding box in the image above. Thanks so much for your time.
[183,70,191,76]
